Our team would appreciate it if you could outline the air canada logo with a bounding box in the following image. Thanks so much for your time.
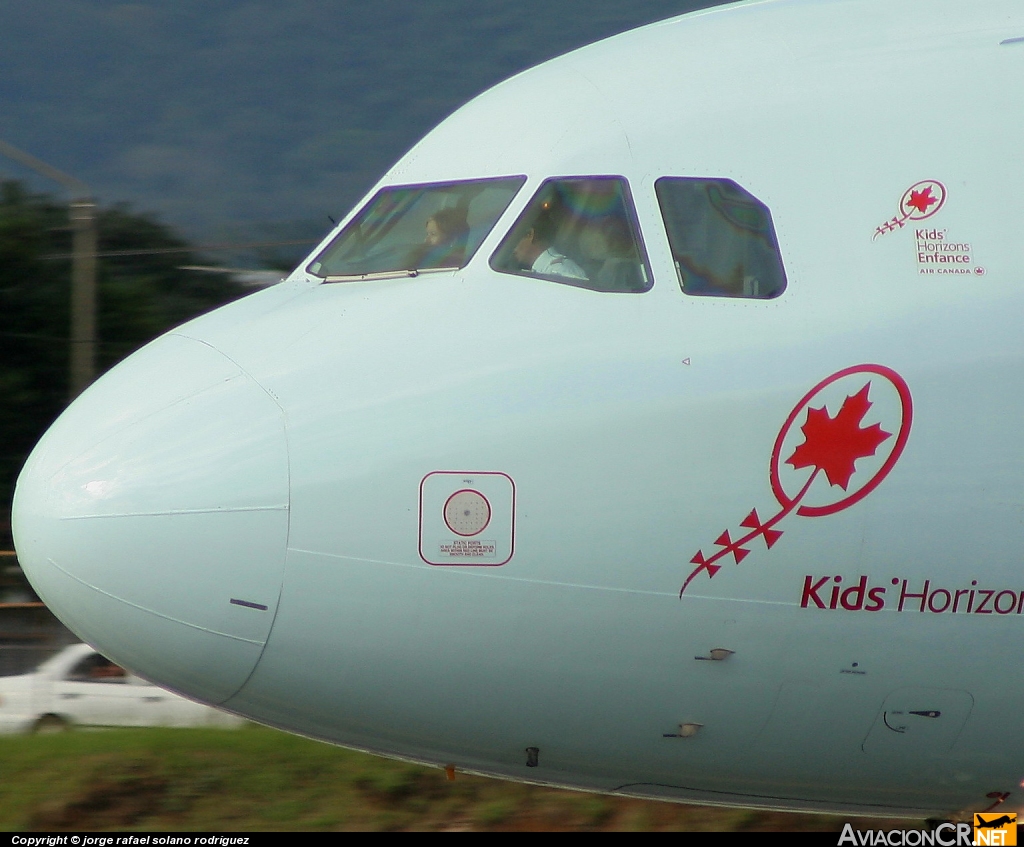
[873,179,947,240]
[680,365,912,597]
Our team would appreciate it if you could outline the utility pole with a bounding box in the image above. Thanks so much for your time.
[68,198,97,399]
[0,139,97,401]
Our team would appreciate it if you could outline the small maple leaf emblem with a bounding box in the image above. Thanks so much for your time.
[785,384,891,490]
[874,181,946,240]
[905,186,938,215]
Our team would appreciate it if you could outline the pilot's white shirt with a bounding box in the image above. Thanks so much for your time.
[532,247,588,280]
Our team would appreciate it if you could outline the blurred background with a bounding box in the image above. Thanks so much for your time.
[0,0,719,555]
[0,1,917,831]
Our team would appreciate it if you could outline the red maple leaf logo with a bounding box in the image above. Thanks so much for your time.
[906,186,938,215]
[785,384,891,490]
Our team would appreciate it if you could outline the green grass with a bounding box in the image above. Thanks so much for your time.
[0,726,927,831]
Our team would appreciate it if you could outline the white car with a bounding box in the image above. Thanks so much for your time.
[0,643,244,732]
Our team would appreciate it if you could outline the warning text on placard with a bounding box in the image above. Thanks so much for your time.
[438,539,496,558]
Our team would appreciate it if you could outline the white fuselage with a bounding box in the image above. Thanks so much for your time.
[12,0,1024,817]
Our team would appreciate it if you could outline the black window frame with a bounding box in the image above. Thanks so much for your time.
[307,175,528,282]
[654,176,787,300]
[489,175,654,294]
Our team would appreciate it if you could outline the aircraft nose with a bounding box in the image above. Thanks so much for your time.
[12,334,288,704]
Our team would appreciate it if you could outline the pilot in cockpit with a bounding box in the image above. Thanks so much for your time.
[421,208,468,268]
[407,207,469,270]
[511,207,588,281]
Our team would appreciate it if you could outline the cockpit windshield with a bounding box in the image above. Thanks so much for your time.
[308,177,526,281]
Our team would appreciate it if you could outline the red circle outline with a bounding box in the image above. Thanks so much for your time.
[443,488,492,537]
[769,364,913,518]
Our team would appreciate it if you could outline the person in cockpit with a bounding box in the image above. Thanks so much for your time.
[511,207,588,281]
[409,207,469,269]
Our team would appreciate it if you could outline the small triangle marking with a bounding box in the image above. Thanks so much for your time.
[740,509,761,529]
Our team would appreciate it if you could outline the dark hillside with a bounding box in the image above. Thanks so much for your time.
[0,2,718,247]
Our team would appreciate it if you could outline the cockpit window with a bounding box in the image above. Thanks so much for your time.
[490,177,651,292]
[308,176,526,281]
[655,178,786,299]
